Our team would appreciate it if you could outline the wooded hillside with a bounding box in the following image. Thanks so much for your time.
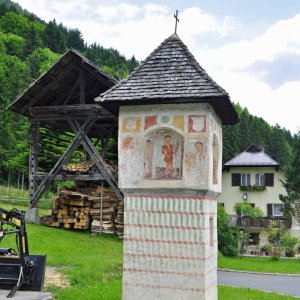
[0,0,298,188]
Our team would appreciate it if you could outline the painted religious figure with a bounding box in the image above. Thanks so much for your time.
[185,140,207,185]
[161,135,175,178]
[120,136,143,186]
[144,139,154,178]
[144,129,183,180]
[213,134,219,185]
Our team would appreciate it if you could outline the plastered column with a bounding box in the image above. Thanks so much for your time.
[119,103,222,300]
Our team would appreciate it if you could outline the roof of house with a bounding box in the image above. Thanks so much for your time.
[8,48,118,116]
[95,33,238,125]
[224,144,280,168]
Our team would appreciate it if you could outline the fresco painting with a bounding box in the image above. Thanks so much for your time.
[213,134,219,185]
[144,116,157,130]
[173,115,184,130]
[160,115,170,124]
[188,115,206,133]
[120,136,142,185]
[144,129,183,180]
[144,139,154,178]
[185,139,207,184]
[121,116,141,132]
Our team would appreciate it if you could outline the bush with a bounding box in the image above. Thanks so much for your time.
[281,232,298,257]
[234,202,264,218]
[217,205,238,257]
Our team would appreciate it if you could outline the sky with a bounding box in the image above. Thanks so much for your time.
[15,0,300,133]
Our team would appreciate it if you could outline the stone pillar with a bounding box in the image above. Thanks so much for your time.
[119,103,222,300]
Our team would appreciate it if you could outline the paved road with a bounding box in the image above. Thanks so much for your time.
[0,290,52,300]
[218,270,300,298]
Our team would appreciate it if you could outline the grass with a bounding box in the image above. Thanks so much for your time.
[3,223,299,300]
[218,255,300,274]
[2,223,123,300]
[218,285,298,300]
[0,185,53,209]
[1,202,300,299]
[0,202,49,216]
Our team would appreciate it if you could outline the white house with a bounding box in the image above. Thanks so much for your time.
[218,144,299,246]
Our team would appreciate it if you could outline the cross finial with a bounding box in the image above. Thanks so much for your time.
[174,10,179,34]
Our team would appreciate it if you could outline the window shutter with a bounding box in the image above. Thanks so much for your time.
[232,173,241,186]
[265,173,274,186]
[267,204,273,216]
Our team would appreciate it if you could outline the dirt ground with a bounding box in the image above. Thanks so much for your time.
[44,266,70,288]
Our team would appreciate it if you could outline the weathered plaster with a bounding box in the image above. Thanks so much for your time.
[119,103,222,300]
[118,103,222,192]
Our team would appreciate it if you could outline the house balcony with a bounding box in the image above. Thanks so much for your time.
[229,215,292,229]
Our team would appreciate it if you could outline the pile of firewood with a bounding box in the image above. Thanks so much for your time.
[90,187,119,234]
[41,181,120,234]
[64,161,95,173]
[115,199,124,239]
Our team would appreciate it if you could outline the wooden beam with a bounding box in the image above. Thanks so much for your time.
[29,121,39,207]
[29,112,98,208]
[51,86,75,106]
[29,105,116,122]
[21,63,77,114]
[101,124,114,158]
[34,173,108,181]
[63,79,79,105]
[80,61,116,87]
[79,70,85,105]
[67,118,123,201]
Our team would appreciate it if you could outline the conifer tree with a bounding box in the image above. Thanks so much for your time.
[280,135,300,223]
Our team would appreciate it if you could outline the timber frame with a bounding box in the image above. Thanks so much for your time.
[8,49,123,208]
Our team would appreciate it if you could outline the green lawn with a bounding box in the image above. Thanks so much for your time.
[219,255,300,274]
[219,285,298,300]
[3,223,123,300]
[1,203,300,299]
[0,202,49,216]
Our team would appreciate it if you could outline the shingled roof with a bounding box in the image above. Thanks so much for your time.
[224,145,280,168]
[96,33,238,125]
[8,48,117,116]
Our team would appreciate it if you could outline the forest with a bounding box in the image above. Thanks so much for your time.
[0,0,299,188]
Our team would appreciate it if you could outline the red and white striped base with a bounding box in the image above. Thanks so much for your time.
[122,193,218,300]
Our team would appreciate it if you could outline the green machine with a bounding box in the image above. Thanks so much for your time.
[0,208,46,298]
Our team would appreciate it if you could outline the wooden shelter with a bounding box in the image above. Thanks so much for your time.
[8,49,123,208]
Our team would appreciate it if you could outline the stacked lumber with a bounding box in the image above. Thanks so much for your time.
[115,199,124,239]
[41,189,92,229]
[41,181,122,236]
[89,185,119,234]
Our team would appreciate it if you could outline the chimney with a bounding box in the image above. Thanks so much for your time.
[258,144,264,152]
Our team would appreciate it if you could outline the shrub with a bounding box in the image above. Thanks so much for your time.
[281,232,298,257]
[217,205,238,257]
[234,202,263,219]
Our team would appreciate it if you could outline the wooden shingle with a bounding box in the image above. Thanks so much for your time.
[96,33,238,125]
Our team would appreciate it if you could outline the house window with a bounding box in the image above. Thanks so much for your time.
[241,174,250,186]
[255,174,265,186]
[273,204,283,216]
[267,203,284,217]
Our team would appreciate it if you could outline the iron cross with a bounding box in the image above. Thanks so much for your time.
[174,10,179,34]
